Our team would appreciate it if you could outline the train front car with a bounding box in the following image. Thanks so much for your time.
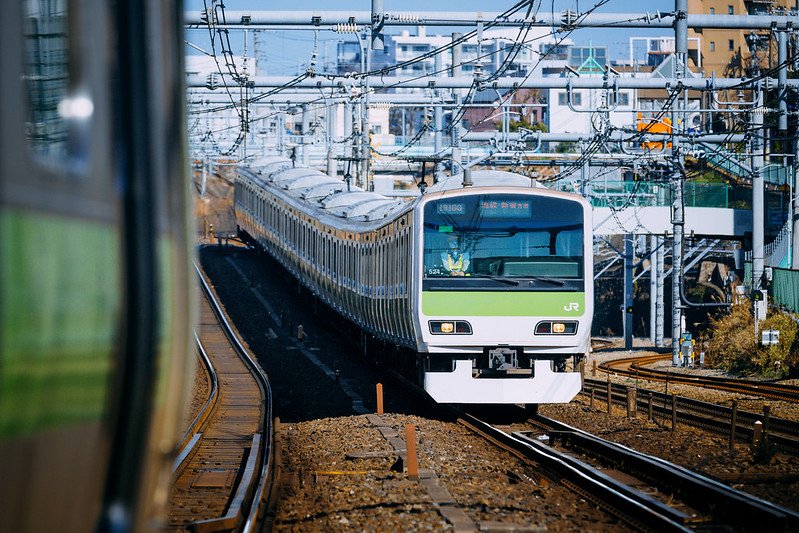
[413,172,593,404]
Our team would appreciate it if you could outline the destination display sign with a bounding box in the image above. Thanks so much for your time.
[480,200,531,218]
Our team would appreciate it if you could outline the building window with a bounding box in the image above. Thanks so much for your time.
[618,93,630,106]
[728,5,733,14]
[558,92,581,106]
[709,7,715,14]
[728,39,734,51]
[709,41,715,52]
[372,125,382,134]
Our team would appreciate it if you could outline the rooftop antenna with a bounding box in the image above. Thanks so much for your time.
[462,167,473,187]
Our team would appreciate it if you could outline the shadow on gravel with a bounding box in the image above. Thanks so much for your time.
[200,245,427,423]
[462,404,533,425]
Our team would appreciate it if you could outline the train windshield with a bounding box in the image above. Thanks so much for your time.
[422,194,584,290]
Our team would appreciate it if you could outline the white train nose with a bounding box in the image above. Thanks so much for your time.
[424,360,582,404]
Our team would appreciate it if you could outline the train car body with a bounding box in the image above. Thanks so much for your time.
[236,160,592,405]
[0,0,193,531]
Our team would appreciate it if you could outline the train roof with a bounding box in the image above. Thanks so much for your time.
[238,161,407,223]
[238,164,573,228]
[427,170,542,192]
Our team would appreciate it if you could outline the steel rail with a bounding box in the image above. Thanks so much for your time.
[172,331,220,473]
[523,414,799,531]
[598,355,799,403]
[455,412,690,531]
[387,366,687,529]
[192,263,275,533]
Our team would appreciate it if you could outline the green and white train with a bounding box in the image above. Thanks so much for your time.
[1,1,194,531]
[236,159,593,405]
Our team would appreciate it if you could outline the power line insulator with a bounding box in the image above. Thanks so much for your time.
[206,73,219,90]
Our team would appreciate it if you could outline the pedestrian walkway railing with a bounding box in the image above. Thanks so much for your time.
[579,181,736,209]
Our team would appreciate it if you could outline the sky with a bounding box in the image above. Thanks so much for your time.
[185,0,674,75]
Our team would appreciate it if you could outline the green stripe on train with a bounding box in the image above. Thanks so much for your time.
[0,209,120,438]
[422,291,585,317]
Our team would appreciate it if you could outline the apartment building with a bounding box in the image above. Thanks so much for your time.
[688,0,794,77]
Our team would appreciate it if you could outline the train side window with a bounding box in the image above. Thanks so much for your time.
[332,238,337,279]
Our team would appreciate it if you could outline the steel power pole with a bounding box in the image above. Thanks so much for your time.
[671,0,688,365]
[624,235,634,349]
[450,32,463,173]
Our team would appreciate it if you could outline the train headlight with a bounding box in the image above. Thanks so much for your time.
[429,320,472,335]
[535,321,578,335]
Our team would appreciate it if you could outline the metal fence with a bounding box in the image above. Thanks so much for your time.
[584,181,737,209]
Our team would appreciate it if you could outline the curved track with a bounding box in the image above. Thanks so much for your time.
[516,414,799,531]
[167,268,274,532]
[582,378,799,454]
[597,352,799,403]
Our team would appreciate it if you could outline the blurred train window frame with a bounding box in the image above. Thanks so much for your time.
[22,0,90,173]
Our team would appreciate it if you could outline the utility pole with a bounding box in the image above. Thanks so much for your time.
[779,30,799,269]
[359,0,383,191]
[624,235,634,349]
[434,51,444,177]
[450,32,463,173]
[326,103,337,178]
[360,28,372,190]
[752,82,766,324]
[671,0,687,365]
[300,104,310,166]
[371,0,384,51]
[747,28,766,329]
[649,234,658,345]
[655,235,665,348]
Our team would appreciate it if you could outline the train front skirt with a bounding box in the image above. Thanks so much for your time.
[424,360,582,404]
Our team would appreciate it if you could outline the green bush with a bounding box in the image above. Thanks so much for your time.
[756,312,799,378]
[705,303,799,378]
[706,304,758,373]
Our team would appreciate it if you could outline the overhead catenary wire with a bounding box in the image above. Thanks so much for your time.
[189,0,798,197]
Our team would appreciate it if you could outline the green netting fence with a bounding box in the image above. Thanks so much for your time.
[745,262,799,314]
[772,267,799,314]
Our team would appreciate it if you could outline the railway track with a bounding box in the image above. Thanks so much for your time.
[582,379,799,454]
[393,371,798,530]
[167,267,275,532]
[516,414,799,531]
[456,412,688,531]
[597,352,799,403]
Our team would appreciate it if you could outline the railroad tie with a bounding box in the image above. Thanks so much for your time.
[364,414,478,532]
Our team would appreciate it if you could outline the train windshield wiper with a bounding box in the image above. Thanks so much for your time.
[527,276,566,286]
[469,274,520,286]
